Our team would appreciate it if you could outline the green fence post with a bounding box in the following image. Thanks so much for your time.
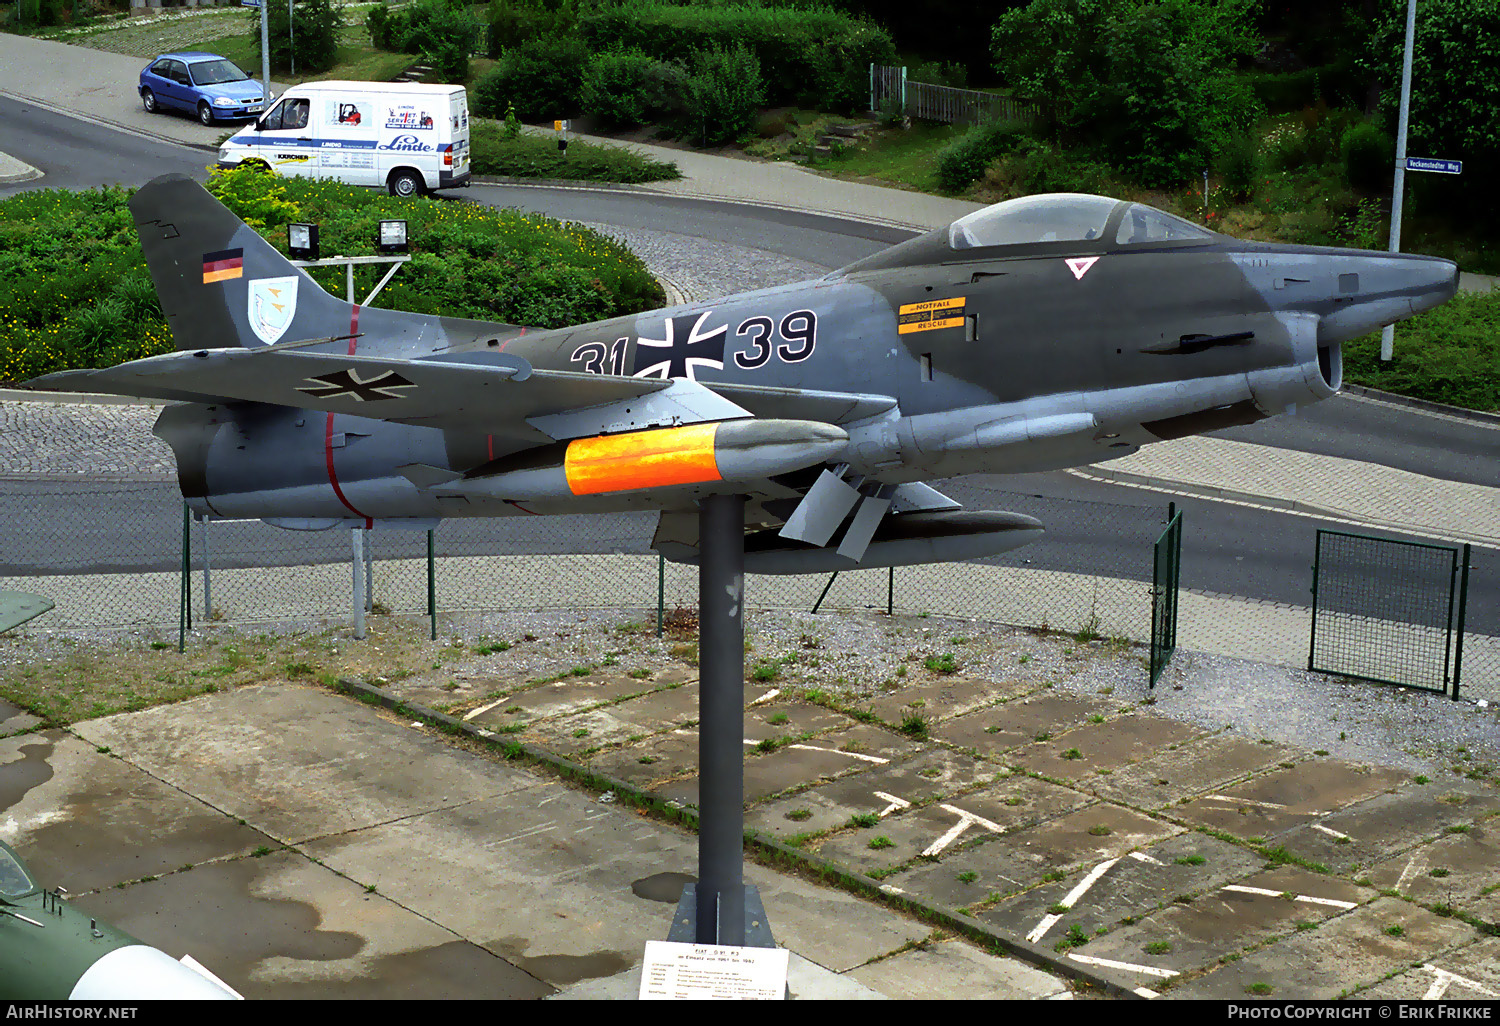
[427,529,436,641]
[657,554,665,638]
[887,566,894,616]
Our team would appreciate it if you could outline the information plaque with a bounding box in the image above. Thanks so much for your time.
[639,941,789,1000]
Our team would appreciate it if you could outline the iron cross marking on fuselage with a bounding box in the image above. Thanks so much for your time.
[298,368,417,402]
[631,311,726,381]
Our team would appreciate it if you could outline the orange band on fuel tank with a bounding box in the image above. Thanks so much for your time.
[564,422,722,496]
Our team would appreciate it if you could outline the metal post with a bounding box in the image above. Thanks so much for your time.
[259,1,270,115]
[656,553,665,638]
[288,0,295,78]
[1452,543,1470,701]
[1382,0,1419,362]
[812,571,839,614]
[351,527,366,640]
[347,263,355,304]
[179,502,191,652]
[696,493,746,946]
[200,514,212,622]
[427,528,436,641]
[887,566,894,615]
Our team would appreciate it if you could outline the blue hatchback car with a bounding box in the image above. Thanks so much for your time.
[139,52,268,126]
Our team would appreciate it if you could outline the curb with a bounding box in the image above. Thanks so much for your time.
[337,676,1151,1000]
[1069,465,1500,549]
[1341,383,1500,427]
[466,174,931,234]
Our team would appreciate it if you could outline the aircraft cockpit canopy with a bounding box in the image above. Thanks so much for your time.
[948,193,1213,250]
[0,843,37,902]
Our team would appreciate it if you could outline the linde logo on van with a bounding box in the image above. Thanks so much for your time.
[380,135,434,152]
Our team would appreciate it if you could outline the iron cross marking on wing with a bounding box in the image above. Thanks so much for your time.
[298,368,417,401]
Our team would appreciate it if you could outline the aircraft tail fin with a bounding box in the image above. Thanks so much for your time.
[130,173,356,352]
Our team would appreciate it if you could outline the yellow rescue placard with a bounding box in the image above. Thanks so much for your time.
[898,296,966,334]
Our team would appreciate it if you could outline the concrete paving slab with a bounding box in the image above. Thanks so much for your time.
[72,684,536,843]
[1,729,273,893]
[72,850,552,999]
[0,697,40,737]
[1070,866,1375,992]
[654,722,921,808]
[1363,814,1500,915]
[1171,760,1412,840]
[930,692,1125,754]
[301,778,934,986]
[1273,782,1500,874]
[1006,714,1208,783]
[743,698,850,741]
[581,729,700,789]
[863,674,1033,727]
[1168,896,1477,1000]
[846,937,1072,1000]
[991,802,1183,877]
[527,682,779,759]
[1357,937,1500,1000]
[463,673,673,730]
[1084,732,1297,810]
[980,833,1268,948]
[813,775,1094,877]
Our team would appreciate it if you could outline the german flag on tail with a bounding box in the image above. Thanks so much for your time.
[202,248,244,284]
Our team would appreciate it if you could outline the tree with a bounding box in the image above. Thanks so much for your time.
[1370,0,1500,225]
[251,0,340,75]
[991,0,1262,187]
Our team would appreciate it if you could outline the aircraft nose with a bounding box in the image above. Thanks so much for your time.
[1315,251,1460,343]
[1408,255,1460,315]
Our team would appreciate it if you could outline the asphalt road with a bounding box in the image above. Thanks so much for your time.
[0,99,1495,637]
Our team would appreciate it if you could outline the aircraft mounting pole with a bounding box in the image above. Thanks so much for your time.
[695,491,747,945]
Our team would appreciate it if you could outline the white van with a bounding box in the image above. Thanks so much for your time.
[218,81,470,197]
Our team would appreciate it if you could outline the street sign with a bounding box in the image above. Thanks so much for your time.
[239,0,262,6]
[1406,157,1462,174]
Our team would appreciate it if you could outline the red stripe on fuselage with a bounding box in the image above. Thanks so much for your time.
[325,306,369,520]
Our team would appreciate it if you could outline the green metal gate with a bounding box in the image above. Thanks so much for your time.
[1149,504,1183,688]
[1309,530,1471,698]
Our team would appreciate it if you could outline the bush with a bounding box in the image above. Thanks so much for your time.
[485,0,575,57]
[577,2,895,113]
[993,0,1263,187]
[1343,120,1393,194]
[580,49,686,130]
[680,45,765,147]
[980,137,1117,198]
[934,120,1027,193]
[366,4,399,50]
[472,36,590,122]
[469,120,681,187]
[1216,132,1262,201]
[0,173,666,382]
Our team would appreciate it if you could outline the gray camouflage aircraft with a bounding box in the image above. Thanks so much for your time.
[34,174,1458,571]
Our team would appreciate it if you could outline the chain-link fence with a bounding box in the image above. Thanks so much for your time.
[2,479,1496,700]
[1310,530,1473,698]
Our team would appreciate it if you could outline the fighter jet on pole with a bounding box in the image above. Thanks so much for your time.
[30,175,1459,562]
[27,174,1460,954]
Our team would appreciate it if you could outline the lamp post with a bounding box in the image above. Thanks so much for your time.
[1382,0,1419,362]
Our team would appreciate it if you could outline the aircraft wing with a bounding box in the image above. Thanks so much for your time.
[28,348,758,441]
